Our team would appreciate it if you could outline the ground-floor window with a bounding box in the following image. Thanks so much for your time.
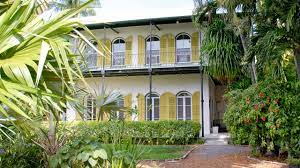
[85,95,96,120]
[116,98,125,120]
[177,91,192,120]
[146,93,160,120]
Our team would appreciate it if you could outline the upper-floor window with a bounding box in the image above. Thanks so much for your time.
[112,38,125,66]
[146,36,160,65]
[176,34,191,63]
[177,91,192,120]
[85,95,96,120]
[84,41,98,68]
[146,93,160,120]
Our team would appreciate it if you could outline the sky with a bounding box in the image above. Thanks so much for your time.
[83,0,195,23]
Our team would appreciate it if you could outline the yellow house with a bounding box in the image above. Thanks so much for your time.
[66,15,218,136]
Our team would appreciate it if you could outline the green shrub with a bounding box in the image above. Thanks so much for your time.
[0,134,45,168]
[69,120,201,145]
[224,80,300,159]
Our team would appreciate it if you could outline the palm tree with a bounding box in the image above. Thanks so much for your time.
[50,0,101,17]
[0,0,101,140]
[221,0,300,80]
[194,0,258,83]
[193,0,244,84]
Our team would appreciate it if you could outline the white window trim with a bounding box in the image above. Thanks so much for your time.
[145,36,160,65]
[176,92,192,121]
[112,38,126,66]
[175,33,192,63]
[145,94,160,121]
[85,95,96,121]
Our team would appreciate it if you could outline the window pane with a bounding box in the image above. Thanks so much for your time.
[146,98,151,120]
[154,98,159,120]
[118,111,124,120]
[113,42,125,66]
[185,97,191,105]
[186,105,191,120]
[176,35,191,63]
[177,98,183,120]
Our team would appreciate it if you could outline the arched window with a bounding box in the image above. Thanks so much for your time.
[116,98,125,120]
[177,91,192,120]
[146,36,160,65]
[85,95,96,120]
[176,33,191,63]
[84,41,98,68]
[145,93,160,120]
[112,38,125,66]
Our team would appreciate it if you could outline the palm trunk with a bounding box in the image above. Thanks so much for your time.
[48,112,56,153]
[239,32,257,83]
[294,46,300,80]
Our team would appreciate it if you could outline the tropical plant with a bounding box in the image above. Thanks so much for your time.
[193,0,258,83]
[224,79,300,158]
[201,18,243,83]
[0,0,102,133]
[50,0,101,17]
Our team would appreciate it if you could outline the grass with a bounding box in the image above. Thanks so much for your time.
[140,145,192,160]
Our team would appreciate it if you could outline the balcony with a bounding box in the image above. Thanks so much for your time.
[82,49,202,77]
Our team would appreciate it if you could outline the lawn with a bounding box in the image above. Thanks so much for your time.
[140,145,192,160]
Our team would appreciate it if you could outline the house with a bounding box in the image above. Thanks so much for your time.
[67,15,224,136]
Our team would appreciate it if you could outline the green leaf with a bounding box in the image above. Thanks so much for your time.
[88,158,97,167]
[92,149,107,159]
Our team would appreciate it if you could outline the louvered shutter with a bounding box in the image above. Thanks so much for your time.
[191,32,199,63]
[125,36,132,66]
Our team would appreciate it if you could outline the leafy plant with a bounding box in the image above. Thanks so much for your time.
[69,120,201,145]
[224,79,300,159]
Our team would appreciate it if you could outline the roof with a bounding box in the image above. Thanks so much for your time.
[85,15,193,30]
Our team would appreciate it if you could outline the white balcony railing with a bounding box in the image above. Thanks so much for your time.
[176,48,191,63]
[83,49,201,71]
[112,52,125,66]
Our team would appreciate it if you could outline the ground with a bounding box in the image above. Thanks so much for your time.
[140,145,192,160]
[140,145,288,168]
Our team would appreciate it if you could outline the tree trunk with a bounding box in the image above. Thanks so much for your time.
[294,46,300,80]
[48,112,56,155]
[239,33,257,83]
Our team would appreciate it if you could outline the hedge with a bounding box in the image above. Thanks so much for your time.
[67,120,201,145]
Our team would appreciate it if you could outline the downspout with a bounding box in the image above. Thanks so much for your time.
[199,31,205,137]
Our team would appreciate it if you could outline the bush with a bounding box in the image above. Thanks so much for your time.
[0,134,45,168]
[224,80,300,159]
[68,120,201,145]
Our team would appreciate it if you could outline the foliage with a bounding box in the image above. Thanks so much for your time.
[49,138,108,168]
[0,134,45,168]
[201,18,243,83]
[224,79,300,158]
[0,0,102,140]
[69,121,201,145]
[50,0,101,17]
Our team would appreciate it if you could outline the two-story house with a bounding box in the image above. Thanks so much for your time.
[67,15,217,136]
